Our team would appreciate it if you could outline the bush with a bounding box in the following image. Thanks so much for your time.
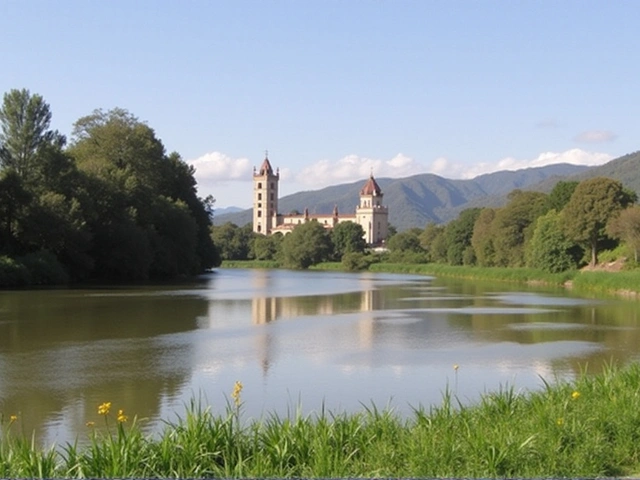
[0,255,30,287]
[341,252,376,271]
[18,250,69,285]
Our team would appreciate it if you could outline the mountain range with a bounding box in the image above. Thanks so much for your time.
[213,150,640,232]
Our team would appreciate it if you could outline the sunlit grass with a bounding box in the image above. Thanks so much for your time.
[2,364,640,477]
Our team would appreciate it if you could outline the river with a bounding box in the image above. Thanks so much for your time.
[1,268,639,446]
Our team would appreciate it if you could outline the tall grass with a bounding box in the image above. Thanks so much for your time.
[3,364,640,477]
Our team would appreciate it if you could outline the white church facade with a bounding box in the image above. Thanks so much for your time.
[252,154,389,245]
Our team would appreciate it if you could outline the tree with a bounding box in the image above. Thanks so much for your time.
[419,223,443,262]
[546,180,579,212]
[211,222,254,260]
[526,210,577,273]
[443,208,481,265]
[252,233,282,260]
[607,206,640,263]
[0,89,65,183]
[471,208,496,267]
[331,221,366,259]
[68,108,219,279]
[563,177,636,266]
[280,221,332,269]
[491,190,548,267]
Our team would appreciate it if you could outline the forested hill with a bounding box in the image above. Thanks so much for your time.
[214,163,589,231]
[532,151,640,195]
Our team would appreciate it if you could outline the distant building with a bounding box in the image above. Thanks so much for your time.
[252,154,389,245]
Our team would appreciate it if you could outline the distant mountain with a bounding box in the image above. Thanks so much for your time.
[213,152,640,231]
[214,206,244,216]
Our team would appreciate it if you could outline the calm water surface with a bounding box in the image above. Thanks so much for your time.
[1,268,640,445]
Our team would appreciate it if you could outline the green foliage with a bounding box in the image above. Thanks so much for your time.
[331,221,366,259]
[17,250,69,285]
[491,190,549,267]
[471,208,496,267]
[526,210,577,273]
[444,208,481,265]
[386,228,423,253]
[546,180,579,211]
[0,88,65,184]
[280,221,332,269]
[0,255,30,287]
[607,205,640,263]
[563,177,635,266]
[341,252,376,271]
[211,222,254,261]
[251,233,282,261]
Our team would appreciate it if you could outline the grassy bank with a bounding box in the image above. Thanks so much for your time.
[2,364,640,477]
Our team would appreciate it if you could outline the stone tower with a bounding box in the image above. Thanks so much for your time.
[253,153,279,234]
[355,174,388,244]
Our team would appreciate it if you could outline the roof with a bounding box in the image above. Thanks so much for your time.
[258,157,274,176]
[360,174,383,196]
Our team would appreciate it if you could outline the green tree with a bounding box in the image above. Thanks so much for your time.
[492,190,548,267]
[546,180,579,212]
[211,222,254,260]
[420,223,446,263]
[252,233,282,261]
[69,108,219,279]
[386,228,423,253]
[607,205,640,263]
[526,210,577,273]
[471,208,496,267]
[444,208,481,265]
[280,221,332,269]
[331,221,366,259]
[0,88,65,183]
[563,177,636,266]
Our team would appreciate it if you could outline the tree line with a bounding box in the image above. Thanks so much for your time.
[216,176,640,273]
[385,178,639,272]
[0,88,220,286]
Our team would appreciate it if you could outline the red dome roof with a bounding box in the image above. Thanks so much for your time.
[360,175,382,196]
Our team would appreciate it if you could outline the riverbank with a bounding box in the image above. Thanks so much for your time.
[222,260,640,298]
[2,364,640,477]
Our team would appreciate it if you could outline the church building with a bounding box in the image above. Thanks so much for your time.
[252,154,389,245]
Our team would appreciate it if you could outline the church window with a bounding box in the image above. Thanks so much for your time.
[270,193,274,200]
[258,211,262,217]
[258,182,262,189]
[270,183,274,188]
[258,203,262,208]
[257,224,262,232]
[258,193,262,200]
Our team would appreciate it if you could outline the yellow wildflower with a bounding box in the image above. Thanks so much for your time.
[117,409,128,423]
[453,364,459,371]
[98,402,112,415]
[571,391,580,400]
[9,415,18,423]
[556,418,564,426]
[231,380,243,407]
[86,421,95,427]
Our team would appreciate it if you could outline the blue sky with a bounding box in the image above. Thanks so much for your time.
[2,1,638,208]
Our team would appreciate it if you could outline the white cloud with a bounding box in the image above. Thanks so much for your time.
[296,153,427,187]
[454,149,613,179]
[294,149,614,187]
[188,152,252,182]
[574,130,617,143]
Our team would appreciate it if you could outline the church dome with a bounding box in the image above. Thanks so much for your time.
[360,175,383,196]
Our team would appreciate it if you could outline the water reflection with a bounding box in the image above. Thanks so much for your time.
[1,269,640,446]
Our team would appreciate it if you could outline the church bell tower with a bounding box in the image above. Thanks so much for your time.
[253,152,279,234]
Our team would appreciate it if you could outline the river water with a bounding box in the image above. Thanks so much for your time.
[1,268,639,446]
